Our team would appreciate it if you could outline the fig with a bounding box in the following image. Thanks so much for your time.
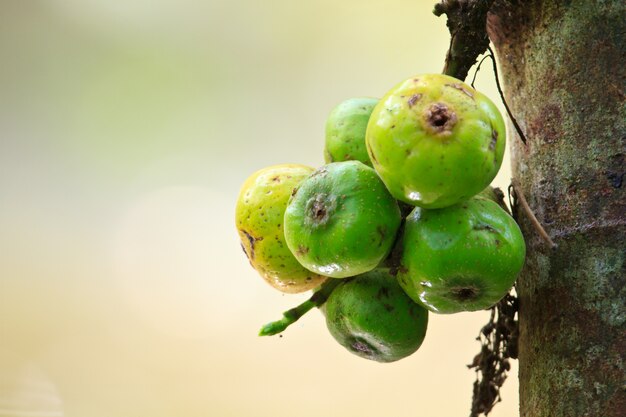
[324,268,429,362]
[396,198,525,314]
[236,164,327,293]
[284,161,401,278]
[366,73,506,208]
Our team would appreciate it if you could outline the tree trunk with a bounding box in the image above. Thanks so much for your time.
[486,1,625,416]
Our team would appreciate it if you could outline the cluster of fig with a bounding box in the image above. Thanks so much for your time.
[235,73,526,363]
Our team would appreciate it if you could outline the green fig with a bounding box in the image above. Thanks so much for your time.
[324,268,429,362]
[396,198,525,314]
[324,97,379,167]
[284,161,401,278]
[366,73,506,208]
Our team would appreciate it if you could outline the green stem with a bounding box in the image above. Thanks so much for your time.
[258,278,342,336]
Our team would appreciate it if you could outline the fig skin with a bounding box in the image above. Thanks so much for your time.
[396,198,526,314]
[366,73,506,209]
[284,161,401,278]
[235,164,326,293]
[324,97,379,167]
[324,268,429,363]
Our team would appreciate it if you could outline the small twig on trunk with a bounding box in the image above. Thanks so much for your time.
[510,179,557,248]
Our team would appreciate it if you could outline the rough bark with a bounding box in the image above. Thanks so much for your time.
[487,1,626,416]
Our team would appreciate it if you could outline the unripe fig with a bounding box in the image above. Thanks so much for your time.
[284,161,401,278]
[324,97,378,167]
[366,73,506,208]
[324,268,429,362]
[396,198,525,314]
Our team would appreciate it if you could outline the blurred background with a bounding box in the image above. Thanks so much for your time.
[0,1,517,416]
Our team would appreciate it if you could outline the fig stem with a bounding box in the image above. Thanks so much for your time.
[258,278,342,336]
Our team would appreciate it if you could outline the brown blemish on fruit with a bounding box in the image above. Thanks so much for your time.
[367,142,379,164]
[291,187,299,197]
[296,245,309,256]
[376,286,390,300]
[407,93,422,108]
[240,242,249,259]
[312,167,328,177]
[313,204,326,221]
[425,103,457,134]
[474,223,497,233]
[351,338,374,355]
[307,193,334,226]
[446,83,474,99]
[241,230,263,260]
[271,175,281,182]
[383,303,395,312]
[490,129,498,151]
[450,285,479,301]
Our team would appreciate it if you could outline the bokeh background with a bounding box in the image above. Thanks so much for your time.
[0,1,518,416]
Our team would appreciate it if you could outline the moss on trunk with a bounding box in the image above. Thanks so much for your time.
[487,0,626,415]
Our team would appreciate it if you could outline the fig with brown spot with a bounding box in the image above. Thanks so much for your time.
[397,198,525,314]
[235,164,327,293]
[366,73,506,208]
[284,161,401,278]
[323,269,428,362]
